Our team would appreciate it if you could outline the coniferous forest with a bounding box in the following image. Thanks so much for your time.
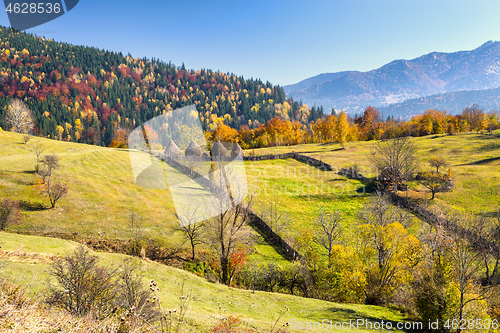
[0,26,324,146]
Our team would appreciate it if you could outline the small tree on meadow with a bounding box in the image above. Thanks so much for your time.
[417,171,453,199]
[174,206,205,261]
[36,154,68,208]
[32,141,44,173]
[39,180,68,208]
[429,157,448,173]
[40,154,60,182]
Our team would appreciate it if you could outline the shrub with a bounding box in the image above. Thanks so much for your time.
[113,262,160,326]
[47,246,117,318]
[0,199,21,231]
[47,246,162,330]
[211,316,256,333]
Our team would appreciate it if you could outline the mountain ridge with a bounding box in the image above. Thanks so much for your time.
[285,41,500,115]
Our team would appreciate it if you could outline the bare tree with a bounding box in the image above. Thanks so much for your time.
[40,154,60,182]
[5,98,34,134]
[32,140,44,173]
[48,246,117,317]
[205,199,252,285]
[37,154,67,208]
[174,206,205,260]
[359,191,392,227]
[446,214,491,332]
[313,209,342,258]
[360,192,413,229]
[42,180,68,208]
[428,157,448,173]
[371,136,418,194]
[262,202,289,237]
[473,215,499,285]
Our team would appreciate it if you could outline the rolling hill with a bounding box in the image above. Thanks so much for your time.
[0,26,322,147]
[1,129,499,331]
[0,231,407,332]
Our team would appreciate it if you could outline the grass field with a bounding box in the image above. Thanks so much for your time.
[0,131,286,264]
[0,231,408,332]
[1,130,498,260]
[1,130,499,331]
[245,158,372,242]
[0,131,178,243]
[246,131,500,217]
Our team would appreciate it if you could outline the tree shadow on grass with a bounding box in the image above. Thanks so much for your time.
[19,200,48,211]
[324,307,414,332]
[14,179,37,186]
[356,183,376,194]
[482,211,500,218]
[301,147,345,154]
[459,156,500,165]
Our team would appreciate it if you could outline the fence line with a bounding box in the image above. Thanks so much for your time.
[338,169,500,256]
[161,155,302,261]
[244,152,333,171]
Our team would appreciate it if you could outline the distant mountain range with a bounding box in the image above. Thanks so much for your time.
[285,41,500,116]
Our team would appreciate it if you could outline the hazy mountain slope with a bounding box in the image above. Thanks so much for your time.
[285,41,500,114]
[378,87,500,118]
[283,71,356,95]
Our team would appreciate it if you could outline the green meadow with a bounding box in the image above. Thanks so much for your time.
[0,232,407,332]
[1,130,499,331]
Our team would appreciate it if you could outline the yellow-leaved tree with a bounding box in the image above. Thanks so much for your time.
[356,193,420,305]
[336,111,349,149]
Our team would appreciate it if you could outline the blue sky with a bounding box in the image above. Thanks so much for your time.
[1,0,500,86]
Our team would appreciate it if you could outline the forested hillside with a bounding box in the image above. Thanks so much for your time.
[0,26,322,146]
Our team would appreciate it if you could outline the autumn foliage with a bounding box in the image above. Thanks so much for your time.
[209,105,500,150]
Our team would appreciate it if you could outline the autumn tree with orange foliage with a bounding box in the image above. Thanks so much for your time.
[210,124,239,143]
[462,104,486,132]
[109,128,130,148]
[355,106,382,141]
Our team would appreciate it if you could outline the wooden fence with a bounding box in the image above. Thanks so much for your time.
[338,168,500,255]
[160,154,302,261]
[244,152,333,171]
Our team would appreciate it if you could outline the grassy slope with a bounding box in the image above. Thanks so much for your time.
[246,132,500,216]
[0,131,177,242]
[1,130,498,330]
[2,130,498,256]
[0,231,407,332]
[0,131,285,263]
[245,158,372,241]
